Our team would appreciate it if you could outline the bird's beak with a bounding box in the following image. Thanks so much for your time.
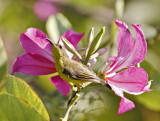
[46,38,55,46]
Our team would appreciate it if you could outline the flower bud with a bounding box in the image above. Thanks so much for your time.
[61,38,82,61]
[84,27,105,64]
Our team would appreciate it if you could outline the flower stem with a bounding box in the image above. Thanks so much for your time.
[115,0,124,19]
[60,93,80,121]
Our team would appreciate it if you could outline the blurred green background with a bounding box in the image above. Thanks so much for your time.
[0,0,160,121]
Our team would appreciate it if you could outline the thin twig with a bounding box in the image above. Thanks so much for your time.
[60,93,80,121]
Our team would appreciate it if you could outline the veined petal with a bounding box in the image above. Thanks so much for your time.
[107,83,135,115]
[20,28,54,62]
[106,20,147,74]
[107,67,150,95]
[106,20,134,73]
[106,56,116,63]
[50,75,70,96]
[12,53,56,75]
[115,19,134,58]
[108,82,124,97]
[98,56,116,74]
[129,24,147,66]
[58,29,84,58]
[118,97,135,115]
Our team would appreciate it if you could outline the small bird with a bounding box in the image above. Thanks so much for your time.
[47,39,111,89]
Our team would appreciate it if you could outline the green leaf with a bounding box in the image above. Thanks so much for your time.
[46,13,72,43]
[0,35,7,89]
[0,75,50,121]
[136,60,160,111]
[36,73,58,93]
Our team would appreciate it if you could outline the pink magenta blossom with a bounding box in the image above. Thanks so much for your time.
[12,28,84,96]
[104,19,152,115]
[34,1,59,21]
[12,20,151,115]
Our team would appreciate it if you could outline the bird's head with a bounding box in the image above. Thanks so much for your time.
[46,38,67,58]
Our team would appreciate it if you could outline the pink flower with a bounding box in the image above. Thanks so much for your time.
[33,1,59,21]
[104,19,152,115]
[12,28,84,96]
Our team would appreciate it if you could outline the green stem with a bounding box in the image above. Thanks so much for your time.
[115,0,124,19]
[60,93,80,121]
[83,55,90,65]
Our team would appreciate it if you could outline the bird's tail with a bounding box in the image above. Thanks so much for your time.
[100,79,111,89]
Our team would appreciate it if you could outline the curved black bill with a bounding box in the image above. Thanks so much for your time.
[45,38,55,46]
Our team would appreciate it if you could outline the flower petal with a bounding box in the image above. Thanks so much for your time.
[106,20,147,74]
[129,24,147,65]
[59,29,84,48]
[50,75,70,96]
[12,53,56,75]
[109,82,124,97]
[20,28,54,62]
[115,19,134,59]
[106,20,134,73]
[107,83,135,115]
[105,56,117,64]
[58,29,84,58]
[118,97,135,115]
[107,67,149,95]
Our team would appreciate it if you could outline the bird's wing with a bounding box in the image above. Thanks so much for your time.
[62,62,100,83]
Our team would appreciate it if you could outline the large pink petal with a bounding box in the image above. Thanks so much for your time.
[58,30,84,58]
[118,97,135,115]
[20,28,54,62]
[108,83,135,115]
[107,67,150,95]
[106,20,147,74]
[106,20,134,74]
[115,19,134,59]
[12,53,56,75]
[128,24,147,66]
[50,75,70,96]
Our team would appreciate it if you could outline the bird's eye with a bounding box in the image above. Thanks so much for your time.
[58,45,62,49]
